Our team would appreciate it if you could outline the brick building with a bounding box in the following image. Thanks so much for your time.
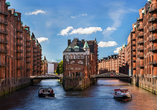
[130,0,157,93]
[0,0,42,96]
[98,55,119,74]
[41,56,48,74]
[63,38,98,90]
[98,0,157,94]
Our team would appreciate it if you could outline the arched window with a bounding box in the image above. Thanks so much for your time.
[81,55,84,59]
[70,55,73,59]
[70,61,75,64]
[78,61,83,65]
[78,54,80,59]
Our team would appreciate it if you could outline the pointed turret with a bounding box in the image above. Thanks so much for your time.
[83,41,89,49]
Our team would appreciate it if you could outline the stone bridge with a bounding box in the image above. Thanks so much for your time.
[91,73,132,83]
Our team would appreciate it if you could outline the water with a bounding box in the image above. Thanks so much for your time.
[0,79,157,110]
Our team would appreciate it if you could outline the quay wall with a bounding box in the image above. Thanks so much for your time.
[63,77,97,91]
[0,78,41,97]
[133,76,157,95]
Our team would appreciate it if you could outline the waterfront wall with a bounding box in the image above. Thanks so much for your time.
[63,77,97,91]
[133,76,157,95]
[0,78,30,97]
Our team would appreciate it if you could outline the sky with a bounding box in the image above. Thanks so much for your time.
[6,0,148,62]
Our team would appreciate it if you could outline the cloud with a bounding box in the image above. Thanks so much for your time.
[58,27,102,36]
[36,37,48,43]
[102,27,117,34]
[25,9,46,15]
[98,41,117,48]
[103,3,138,38]
[114,47,121,54]
[71,14,87,18]
[69,27,102,35]
[57,26,73,36]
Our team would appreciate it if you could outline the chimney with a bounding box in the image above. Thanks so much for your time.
[68,39,71,46]
[81,39,85,44]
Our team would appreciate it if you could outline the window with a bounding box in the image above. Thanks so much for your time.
[70,61,75,64]
[81,55,84,59]
[70,55,73,59]
[78,55,80,59]
[75,48,79,51]
[78,61,83,65]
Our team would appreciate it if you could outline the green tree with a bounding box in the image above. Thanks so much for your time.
[56,60,63,75]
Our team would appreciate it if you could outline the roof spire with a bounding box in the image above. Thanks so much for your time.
[83,41,89,48]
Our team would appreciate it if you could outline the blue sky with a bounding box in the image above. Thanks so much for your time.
[7,0,148,62]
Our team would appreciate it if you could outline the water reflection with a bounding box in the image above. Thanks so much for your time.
[0,79,157,110]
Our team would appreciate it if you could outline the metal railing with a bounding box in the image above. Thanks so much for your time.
[0,39,8,44]
[0,19,8,25]
[0,49,8,54]
[17,50,23,53]
[0,30,8,34]
[149,16,157,22]
[16,36,23,40]
[137,24,144,31]
[149,46,157,52]
[149,26,157,32]
[138,32,144,38]
[150,60,157,65]
[0,9,8,15]
[149,6,157,13]
[0,62,7,67]
[137,40,144,44]
[149,35,157,42]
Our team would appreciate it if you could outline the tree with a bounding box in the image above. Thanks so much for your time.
[55,60,63,75]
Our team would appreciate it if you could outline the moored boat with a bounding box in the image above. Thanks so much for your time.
[114,88,132,102]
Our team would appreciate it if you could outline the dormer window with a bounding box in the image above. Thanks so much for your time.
[74,46,79,51]
[68,46,71,51]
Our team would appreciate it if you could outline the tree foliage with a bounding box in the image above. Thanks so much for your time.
[55,60,63,75]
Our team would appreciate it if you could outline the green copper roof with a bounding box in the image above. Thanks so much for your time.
[83,41,89,48]
[14,13,18,17]
[5,2,10,6]
[74,46,79,49]
[142,9,145,14]
[148,0,151,3]
[68,46,71,48]
[21,21,23,25]
[33,38,35,40]
[25,28,28,31]
[95,40,98,44]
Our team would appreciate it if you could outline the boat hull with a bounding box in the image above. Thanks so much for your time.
[114,95,132,102]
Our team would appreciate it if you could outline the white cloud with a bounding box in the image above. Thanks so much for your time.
[69,27,102,35]
[71,14,87,19]
[25,9,46,15]
[102,27,117,34]
[36,37,48,43]
[114,47,121,54]
[57,26,73,36]
[103,3,137,38]
[58,27,102,36]
[98,41,117,48]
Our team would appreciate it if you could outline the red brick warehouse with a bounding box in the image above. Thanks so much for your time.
[0,0,42,96]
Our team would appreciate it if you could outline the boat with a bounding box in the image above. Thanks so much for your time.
[114,88,132,102]
[38,86,55,97]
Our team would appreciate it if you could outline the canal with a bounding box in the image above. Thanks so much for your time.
[0,79,157,110]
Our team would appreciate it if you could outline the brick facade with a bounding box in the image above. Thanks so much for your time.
[63,38,98,90]
[0,0,42,96]
[98,0,157,94]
